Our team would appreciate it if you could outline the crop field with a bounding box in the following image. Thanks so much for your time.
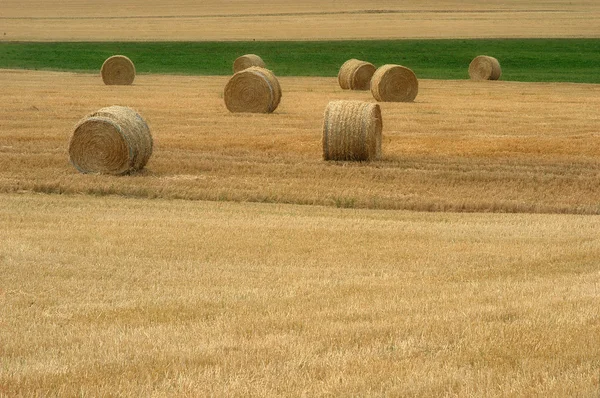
[1,0,600,397]
[2,0,600,41]
[2,67,599,396]
[2,193,599,396]
[1,70,599,214]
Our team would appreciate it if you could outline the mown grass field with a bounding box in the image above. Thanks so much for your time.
[1,39,600,82]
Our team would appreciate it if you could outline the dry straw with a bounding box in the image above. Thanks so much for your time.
[322,100,382,161]
[338,59,376,90]
[469,55,502,81]
[68,106,153,175]
[101,55,136,85]
[224,66,282,113]
[370,64,418,102]
[233,54,266,73]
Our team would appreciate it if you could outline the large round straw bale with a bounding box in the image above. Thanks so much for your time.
[68,106,152,175]
[233,54,266,73]
[468,55,502,81]
[224,66,282,113]
[322,100,382,161]
[338,59,376,90]
[101,55,136,85]
[370,64,418,102]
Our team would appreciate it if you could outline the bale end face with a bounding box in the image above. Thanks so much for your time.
[69,118,130,174]
[370,64,418,102]
[224,67,281,113]
[323,100,383,161]
[101,55,136,85]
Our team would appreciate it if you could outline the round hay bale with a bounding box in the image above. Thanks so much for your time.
[322,100,382,161]
[224,66,282,113]
[468,55,502,81]
[338,59,359,90]
[338,59,376,90]
[233,54,266,73]
[101,55,136,85]
[370,64,418,102]
[68,106,153,175]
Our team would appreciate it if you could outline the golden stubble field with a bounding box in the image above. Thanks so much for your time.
[0,69,599,214]
[1,0,600,395]
[1,68,599,396]
[2,0,600,41]
[1,194,599,396]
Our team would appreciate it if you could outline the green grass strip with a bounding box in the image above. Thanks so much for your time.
[1,39,599,83]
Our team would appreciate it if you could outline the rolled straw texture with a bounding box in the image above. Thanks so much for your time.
[69,106,153,175]
[322,100,383,161]
[338,59,376,90]
[101,55,135,85]
[370,64,418,102]
[468,55,502,81]
[224,66,282,113]
[233,54,266,73]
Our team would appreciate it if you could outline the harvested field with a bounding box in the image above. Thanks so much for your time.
[0,69,598,214]
[1,193,599,396]
[3,1,600,395]
[2,0,600,41]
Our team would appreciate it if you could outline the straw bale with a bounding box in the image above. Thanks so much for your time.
[338,59,376,90]
[322,100,382,161]
[68,106,152,175]
[468,55,502,81]
[370,64,418,102]
[338,59,359,90]
[233,54,267,73]
[101,55,136,85]
[224,66,282,113]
